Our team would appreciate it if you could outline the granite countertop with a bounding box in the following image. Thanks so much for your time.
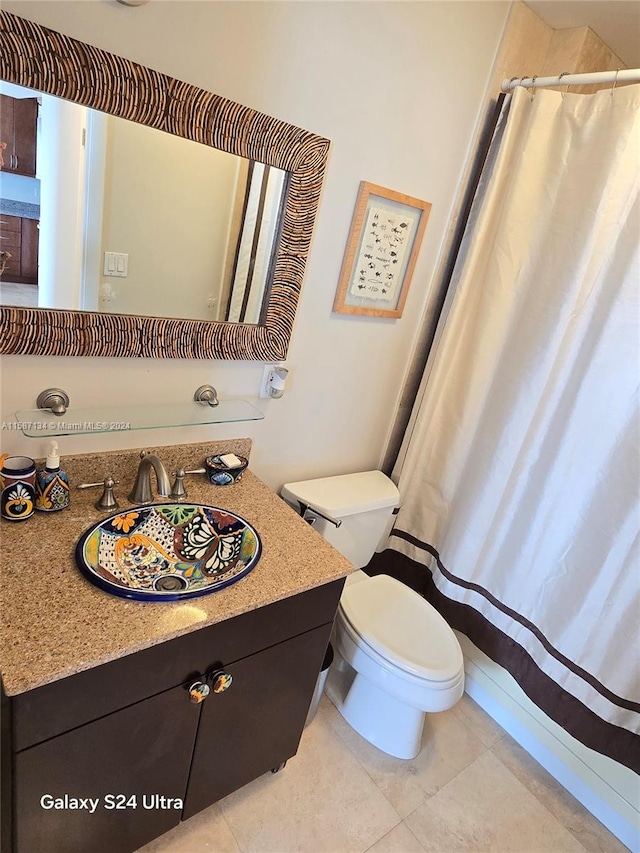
[0,439,354,696]
[0,199,40,220]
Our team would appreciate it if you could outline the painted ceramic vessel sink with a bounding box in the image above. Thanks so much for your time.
[76,504,261,601]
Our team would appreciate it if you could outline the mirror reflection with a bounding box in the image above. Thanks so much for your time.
[0,82,289,324]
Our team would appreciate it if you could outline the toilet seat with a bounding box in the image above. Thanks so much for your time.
[340,574,463,683]
[337,611,464,694]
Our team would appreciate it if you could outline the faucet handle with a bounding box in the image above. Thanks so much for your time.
[77,476,119,511]
[169,469,188,502]
[168,467,208,501]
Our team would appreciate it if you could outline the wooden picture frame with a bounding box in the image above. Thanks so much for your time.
[333,182,431,319]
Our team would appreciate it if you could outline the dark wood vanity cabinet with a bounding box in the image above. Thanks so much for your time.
[2,580,343,853]
[183,625,331,819]
[0,95,38,178]
[13,685,197,853]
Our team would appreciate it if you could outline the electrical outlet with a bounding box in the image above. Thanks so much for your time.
[260,364,289,398]
[260,364,277,398]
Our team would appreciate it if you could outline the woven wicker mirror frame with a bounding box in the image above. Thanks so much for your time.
[0,11,330,359]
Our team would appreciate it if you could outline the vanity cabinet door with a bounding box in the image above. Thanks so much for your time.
[13,682,200,853]
[19,216,38,282]
[0,214,21,279]
[183,622,332,819]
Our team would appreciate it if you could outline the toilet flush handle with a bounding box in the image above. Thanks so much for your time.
[298,502,342,529]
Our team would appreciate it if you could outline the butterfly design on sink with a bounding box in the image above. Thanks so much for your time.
[76,504,261,601]
[174,508,246,575]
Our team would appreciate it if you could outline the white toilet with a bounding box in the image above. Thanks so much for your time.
[281,471,464,760]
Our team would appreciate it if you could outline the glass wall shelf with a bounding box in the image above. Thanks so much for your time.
[14,399,264,438]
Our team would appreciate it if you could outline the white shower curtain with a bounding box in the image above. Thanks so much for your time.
[381,84,640,770]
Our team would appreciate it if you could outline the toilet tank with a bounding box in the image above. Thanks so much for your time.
[281,471,399,568]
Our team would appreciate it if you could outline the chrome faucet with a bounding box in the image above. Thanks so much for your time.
[128,451,171,504]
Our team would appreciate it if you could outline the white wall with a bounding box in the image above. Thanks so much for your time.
[0,0,509,490]
[100,116,239,320]
[37,95,86,310]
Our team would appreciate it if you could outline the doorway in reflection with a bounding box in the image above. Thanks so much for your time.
[222,159,287,323]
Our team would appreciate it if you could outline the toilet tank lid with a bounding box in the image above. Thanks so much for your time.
[281,471,399,518]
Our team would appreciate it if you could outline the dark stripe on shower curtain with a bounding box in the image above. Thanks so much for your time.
[391,529,639,714]
[366,546,640,774]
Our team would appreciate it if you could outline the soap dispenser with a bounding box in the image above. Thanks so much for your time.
[36,440,70,512]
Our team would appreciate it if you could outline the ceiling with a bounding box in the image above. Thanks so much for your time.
[525,0,640,67]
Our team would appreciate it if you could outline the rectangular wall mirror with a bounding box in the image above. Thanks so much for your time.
[0,11,330,359]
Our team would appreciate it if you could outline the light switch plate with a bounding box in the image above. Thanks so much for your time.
[104,251,128,277]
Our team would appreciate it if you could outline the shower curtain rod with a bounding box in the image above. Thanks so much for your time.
[501,68,640,92]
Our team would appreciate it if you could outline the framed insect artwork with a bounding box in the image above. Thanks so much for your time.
[332,182,432,318]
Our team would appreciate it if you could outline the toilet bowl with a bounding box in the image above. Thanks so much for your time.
[281,472,464,760]
[329,571,464,758]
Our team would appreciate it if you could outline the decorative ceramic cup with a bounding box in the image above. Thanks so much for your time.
[1,456,37,521]
[204,455,248,486]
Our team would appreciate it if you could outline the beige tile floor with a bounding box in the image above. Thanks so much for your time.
[0,281,38,306]
[139,694,628,853]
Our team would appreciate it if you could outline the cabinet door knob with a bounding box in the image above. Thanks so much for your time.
[211,670,233,693]
[188,681,211,704]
